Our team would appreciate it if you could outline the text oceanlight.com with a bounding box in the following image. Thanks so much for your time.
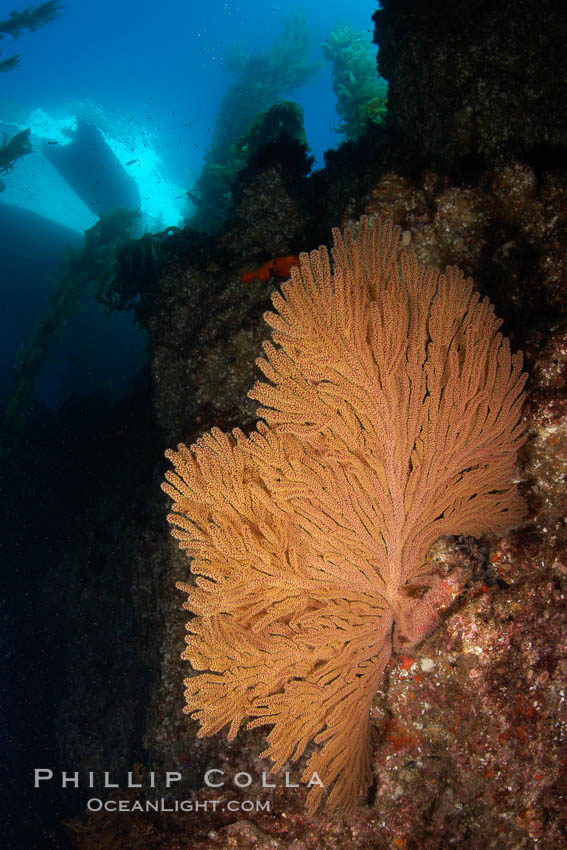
[34,768,324,813]
[86,798,271,813]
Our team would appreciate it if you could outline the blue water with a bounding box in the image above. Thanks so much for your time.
[1,0,380,412]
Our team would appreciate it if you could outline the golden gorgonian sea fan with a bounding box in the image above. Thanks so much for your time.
[162,217,526,813]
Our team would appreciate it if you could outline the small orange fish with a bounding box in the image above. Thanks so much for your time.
[241,254,300,284]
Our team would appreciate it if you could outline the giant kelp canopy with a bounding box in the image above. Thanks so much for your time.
[323,24,388,140]
[0,2,63,184]
[0,127,32,189]
[0,0,62,71]
[188,14,322,232]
